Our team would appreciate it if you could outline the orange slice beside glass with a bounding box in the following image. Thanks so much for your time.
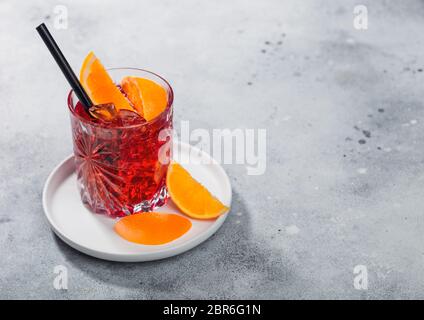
[114,212,192,245]
[166,162,229,219]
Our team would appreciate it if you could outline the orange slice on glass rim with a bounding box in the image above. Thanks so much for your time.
[166,162,229,220]
[79,51,134,111]
[121,76,168,121]
[114,212,191,245]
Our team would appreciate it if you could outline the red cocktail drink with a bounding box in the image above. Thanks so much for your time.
[68,68,173,217]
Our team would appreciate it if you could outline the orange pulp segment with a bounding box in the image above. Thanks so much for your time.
[114,212,192,245]
[121,76,168,121]
[79,51,134,111]
[166,162,229,219]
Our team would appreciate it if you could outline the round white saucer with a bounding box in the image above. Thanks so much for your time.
[42,141,231,262]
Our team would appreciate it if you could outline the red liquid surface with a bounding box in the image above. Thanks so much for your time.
[71,100,172,217]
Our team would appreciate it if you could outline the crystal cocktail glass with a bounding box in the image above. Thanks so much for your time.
[68,68,173,217]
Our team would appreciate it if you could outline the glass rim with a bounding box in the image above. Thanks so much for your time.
[67,67,174,129]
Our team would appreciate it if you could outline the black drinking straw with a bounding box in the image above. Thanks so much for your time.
[36,23,93,110]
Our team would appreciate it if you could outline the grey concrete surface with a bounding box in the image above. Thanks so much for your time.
[1,0,424,299]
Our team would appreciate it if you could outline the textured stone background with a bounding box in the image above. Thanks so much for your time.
[1,0,424,299]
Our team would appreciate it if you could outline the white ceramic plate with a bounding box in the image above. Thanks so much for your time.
[42,141,231,262]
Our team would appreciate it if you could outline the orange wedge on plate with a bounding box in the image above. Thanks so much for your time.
[114,212,191,245]
[166,162,229,219]
[121,76,168,121]
[79,51,133,111]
